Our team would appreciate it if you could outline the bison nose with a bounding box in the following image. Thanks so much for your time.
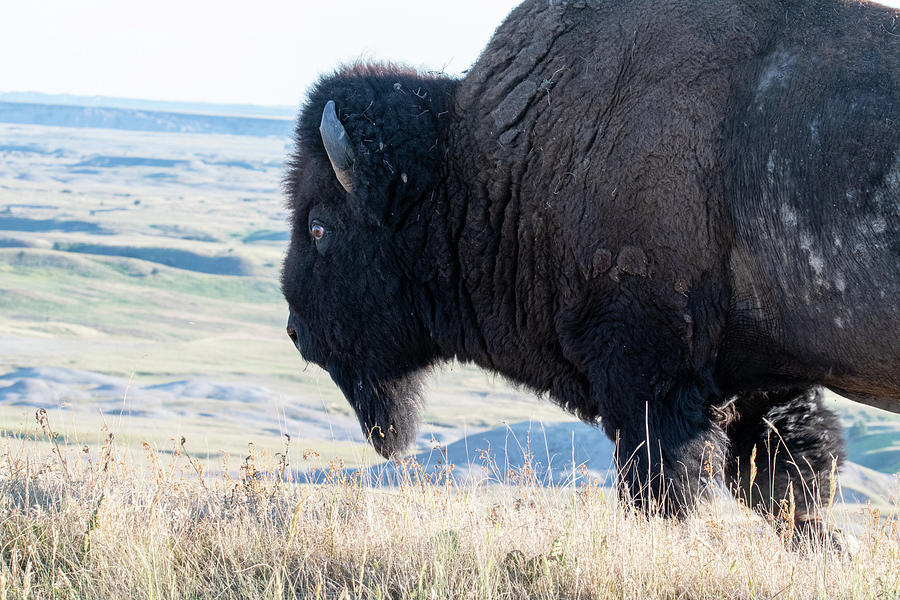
[286,311,303,352]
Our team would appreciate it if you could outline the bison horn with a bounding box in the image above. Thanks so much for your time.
[319,100,355,193]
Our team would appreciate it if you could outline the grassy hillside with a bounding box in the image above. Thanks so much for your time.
[0,108,898,599]
[0,119,897,490]
[1,431,897,600]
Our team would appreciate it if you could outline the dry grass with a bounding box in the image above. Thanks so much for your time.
[1,414,898,600]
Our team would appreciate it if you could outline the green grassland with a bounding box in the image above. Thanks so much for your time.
[1,118,899,600]
[0,121,898,486]
[0,123,345,463]
[0,121,563,472]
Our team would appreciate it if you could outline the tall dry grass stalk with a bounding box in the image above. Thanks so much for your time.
[0,414,898,599]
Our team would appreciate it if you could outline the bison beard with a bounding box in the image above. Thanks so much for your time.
[282,0,900,546]
[326,360,423,459]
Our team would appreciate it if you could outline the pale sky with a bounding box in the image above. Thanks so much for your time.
[1,0,897,108]
[0,0,519,107]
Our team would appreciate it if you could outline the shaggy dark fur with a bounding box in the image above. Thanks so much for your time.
[723,387,846,543]
[281,0,900,530]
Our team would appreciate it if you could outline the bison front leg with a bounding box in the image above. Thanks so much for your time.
[605,379,729,517]
[723,387,846,546]
[559,291,728,518]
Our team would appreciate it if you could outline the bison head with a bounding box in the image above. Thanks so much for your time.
[281,64,459,458]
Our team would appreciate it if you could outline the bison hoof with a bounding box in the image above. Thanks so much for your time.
[788,515,847,554]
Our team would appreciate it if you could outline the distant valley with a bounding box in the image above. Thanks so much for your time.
[0,94,897,505]
[0,100,294,138]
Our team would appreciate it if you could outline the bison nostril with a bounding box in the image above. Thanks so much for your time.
[287,326,298,344]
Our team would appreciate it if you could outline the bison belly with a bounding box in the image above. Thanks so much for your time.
[722,20,900,410]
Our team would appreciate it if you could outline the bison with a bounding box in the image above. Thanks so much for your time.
[281,0,899,540]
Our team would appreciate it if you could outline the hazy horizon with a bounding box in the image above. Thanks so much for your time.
[0,90,297,113]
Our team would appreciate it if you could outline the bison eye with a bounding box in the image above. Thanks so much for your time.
[308,218,332,256]
[310,220,326,240]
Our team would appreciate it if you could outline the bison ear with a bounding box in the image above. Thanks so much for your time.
[319,100,355,193]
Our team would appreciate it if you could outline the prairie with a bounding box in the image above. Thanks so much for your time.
[1,419,898,600]
[1,113,898,598]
